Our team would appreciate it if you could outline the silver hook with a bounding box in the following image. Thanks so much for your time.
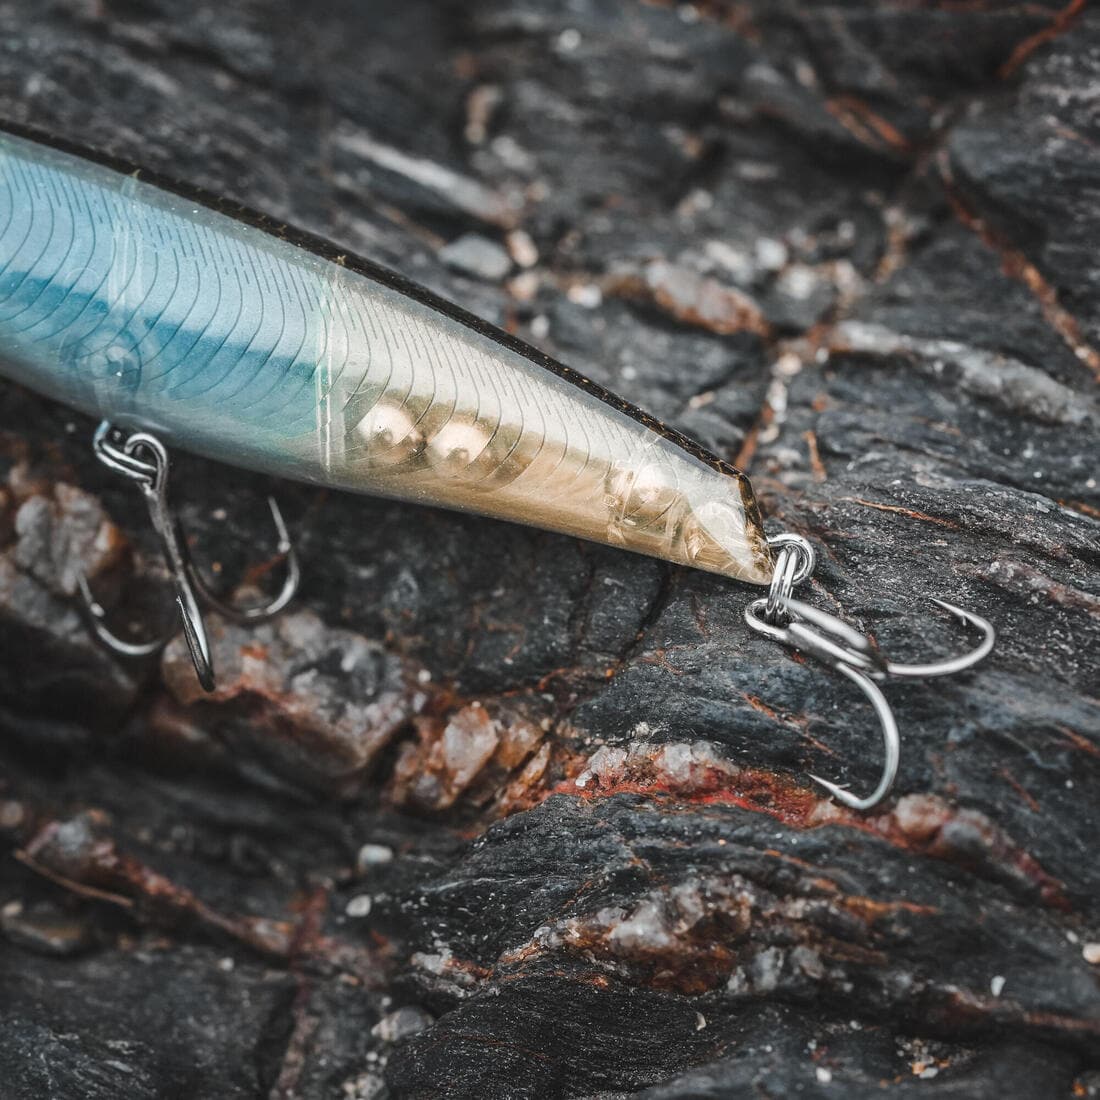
[874,598,995,678]
[744,534,995,811]
[187,496,301,623]
[767,597,995,683]
[817,663,898,812]
[77,421,300,692]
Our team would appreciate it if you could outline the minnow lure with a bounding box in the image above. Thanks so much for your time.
[0,123,769,584]
[0,122,993,809]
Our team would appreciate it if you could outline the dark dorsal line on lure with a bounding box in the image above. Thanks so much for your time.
[0,116,765,537]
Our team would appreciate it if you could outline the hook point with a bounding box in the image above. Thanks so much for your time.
[809,774,883,813]
[77,571,172,660]
[884,599,995,678]
[189,495,300,622]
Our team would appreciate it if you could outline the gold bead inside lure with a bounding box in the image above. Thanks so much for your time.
[0,122,773,587]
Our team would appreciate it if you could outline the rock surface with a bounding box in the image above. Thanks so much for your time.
[0,2,1098,1098]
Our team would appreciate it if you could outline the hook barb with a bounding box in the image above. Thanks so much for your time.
[186,495,300,623]
[881,599,995,679]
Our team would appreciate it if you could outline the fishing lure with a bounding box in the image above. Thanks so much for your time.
[0,122,993,810]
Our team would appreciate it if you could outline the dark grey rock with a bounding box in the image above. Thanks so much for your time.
[0,1,1097,1098]
[440,232,513,281]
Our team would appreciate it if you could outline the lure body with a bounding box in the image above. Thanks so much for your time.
[0,126,772,584]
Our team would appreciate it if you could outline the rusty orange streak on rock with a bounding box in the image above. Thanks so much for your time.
[20,813,296,957]
[999,0,1089,79]
[739,692,786,723]
[1057,724,1100,758]
[870,796,1071,912]
[775,863,937,923]
[941,166,1100,383]
[733,402,773,472]
[803,429,828,482]
[738,693,832,754]
[847,497,960,528]
[13,848,134,908]
[825,95,911,154]
[944,987,1100,1042]
[1059,498,1100,520]
[559,754,1070,911]
[560,765,824,829]
[636,648,686,676]
[604,260,770,337]
[1000,766,1042,813]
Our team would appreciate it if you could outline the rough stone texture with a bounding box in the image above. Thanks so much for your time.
[0,2,1098,1098]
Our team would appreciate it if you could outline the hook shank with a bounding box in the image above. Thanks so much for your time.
[809,662,899,812]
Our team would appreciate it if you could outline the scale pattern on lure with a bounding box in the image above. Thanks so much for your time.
[0,126,772,585]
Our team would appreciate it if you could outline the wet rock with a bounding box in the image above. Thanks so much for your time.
[372,1005,433,1043]
[0,900,93,957]
[390,696,553,813]
[0,944,297,1099]
[0,464,142,729]
[605,260,769,337]
[764,262,842,332]
[11,480,125,598]
[19,810,297,957]
[439,232,513,281]
[832,320,1096,428]
[385,975,729,1098]
[0,1,1098,1098]
[159,610,430,797]
[377,793,1100,1091]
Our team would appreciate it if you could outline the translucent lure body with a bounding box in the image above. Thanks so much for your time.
[0,125,772,584]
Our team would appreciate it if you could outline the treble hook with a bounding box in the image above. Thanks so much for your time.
[744,534,995,812]
[77,420,300,692]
